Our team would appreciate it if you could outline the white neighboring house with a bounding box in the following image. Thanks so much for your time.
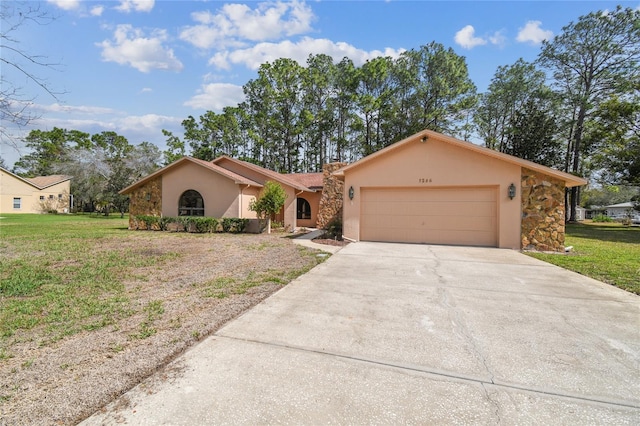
[604,202,636,220]
[0,167,72,214]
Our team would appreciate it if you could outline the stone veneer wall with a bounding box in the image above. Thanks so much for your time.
[317,162,347,229]
[521,167,566,252]
[128,176,162,229]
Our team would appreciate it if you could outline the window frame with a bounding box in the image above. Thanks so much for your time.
[178,190,205,217]
[296,198,311,220]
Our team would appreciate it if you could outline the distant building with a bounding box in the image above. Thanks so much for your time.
[0,168,71,214]
[604,202,635,219]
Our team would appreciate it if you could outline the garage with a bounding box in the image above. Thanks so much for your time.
[360,187,497,246]
[336,129,587,251]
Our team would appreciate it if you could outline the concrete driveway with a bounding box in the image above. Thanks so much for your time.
[82,242,639,425]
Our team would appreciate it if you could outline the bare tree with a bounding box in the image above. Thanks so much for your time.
[1,1,63,148]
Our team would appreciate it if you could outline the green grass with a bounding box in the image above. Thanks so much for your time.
[0,214,177,344]
[528,222,640,294]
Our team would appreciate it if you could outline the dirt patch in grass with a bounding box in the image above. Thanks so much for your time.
[313,238,350,247]
[0,232,325,425]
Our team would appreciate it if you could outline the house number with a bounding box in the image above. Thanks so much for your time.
[419,178,432,183]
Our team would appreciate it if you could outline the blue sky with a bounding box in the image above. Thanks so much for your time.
[3,0,638,168]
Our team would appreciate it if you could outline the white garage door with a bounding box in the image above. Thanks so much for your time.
[360,187,497,246]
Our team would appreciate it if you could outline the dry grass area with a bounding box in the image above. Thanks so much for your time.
[0,217,326,426]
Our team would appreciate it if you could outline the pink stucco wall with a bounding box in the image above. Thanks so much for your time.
[162,161,241,218]
[342,137,523,249]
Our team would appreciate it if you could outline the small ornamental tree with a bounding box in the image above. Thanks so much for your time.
[249,181,287,233]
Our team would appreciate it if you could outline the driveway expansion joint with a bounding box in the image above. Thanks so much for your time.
[214,334,640,410]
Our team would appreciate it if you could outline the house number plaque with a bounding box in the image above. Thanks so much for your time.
[418,178,432,183]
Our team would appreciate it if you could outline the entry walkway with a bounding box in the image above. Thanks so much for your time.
[82,243,639,425]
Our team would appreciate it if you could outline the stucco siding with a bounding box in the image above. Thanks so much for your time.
[239,187,260,218]
[0,171,70,214]
[162,162,240,218]
[343,138,522,249]
[282,187,297,231]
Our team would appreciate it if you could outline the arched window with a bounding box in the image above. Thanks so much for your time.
[178,190,204,216]
[297,198,311,220]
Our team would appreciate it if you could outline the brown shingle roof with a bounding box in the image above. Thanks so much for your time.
[212,156,316,192]
[24,174,71,189]
[286,173,324,189]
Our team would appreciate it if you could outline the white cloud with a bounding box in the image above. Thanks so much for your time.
[140,88,153,94]
[90,5,105,16]
[180,0,315,49]
[97,24,183,73]
[118,114,179,132]
[47,0,81,11]
[209,37,405,70]
[184,83,245,111]
[454,25,487,49]
[489,30,507,47]
[115,0,155,13]
[516,21,553,45]
[38,103,117,115]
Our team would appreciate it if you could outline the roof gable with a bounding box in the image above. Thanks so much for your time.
[334,130,587,188]
[119,157,263,195]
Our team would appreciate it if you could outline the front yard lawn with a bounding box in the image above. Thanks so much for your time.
[527,222,640,295]
[0,213,326,425]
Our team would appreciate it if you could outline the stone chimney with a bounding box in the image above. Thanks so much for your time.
[316,162,347,229]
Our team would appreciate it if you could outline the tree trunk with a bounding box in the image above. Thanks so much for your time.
[568,104,587,222]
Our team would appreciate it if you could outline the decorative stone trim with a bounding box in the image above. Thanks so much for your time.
[317,162,347,229]
[129,177,162,229]
[521,168,565,252]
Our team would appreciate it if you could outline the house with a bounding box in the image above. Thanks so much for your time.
[119,156,342,231]
[122,129,587,252]
[604,202,635,219]
[334,129,587,252]
[0,167,72,214]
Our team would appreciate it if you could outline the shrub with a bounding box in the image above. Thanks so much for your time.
[324,217,343,239]
[249,181,287,233]
[592,214,613,223]
[134,215,156,230]
[134,216,252,233]
[221,218,248,233]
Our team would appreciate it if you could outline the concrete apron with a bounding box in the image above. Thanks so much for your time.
[82,242,640,425]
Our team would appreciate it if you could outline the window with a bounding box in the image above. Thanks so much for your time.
[40,196,45,201]
[297,198,311,220]
[13,198,21,209]
[178,190,205,216]
[58,194,62,199]
[49,194,54,199]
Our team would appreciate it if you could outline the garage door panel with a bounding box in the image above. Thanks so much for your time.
[360,187,497,247]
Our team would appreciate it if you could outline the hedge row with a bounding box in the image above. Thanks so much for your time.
[133,215,248,233]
